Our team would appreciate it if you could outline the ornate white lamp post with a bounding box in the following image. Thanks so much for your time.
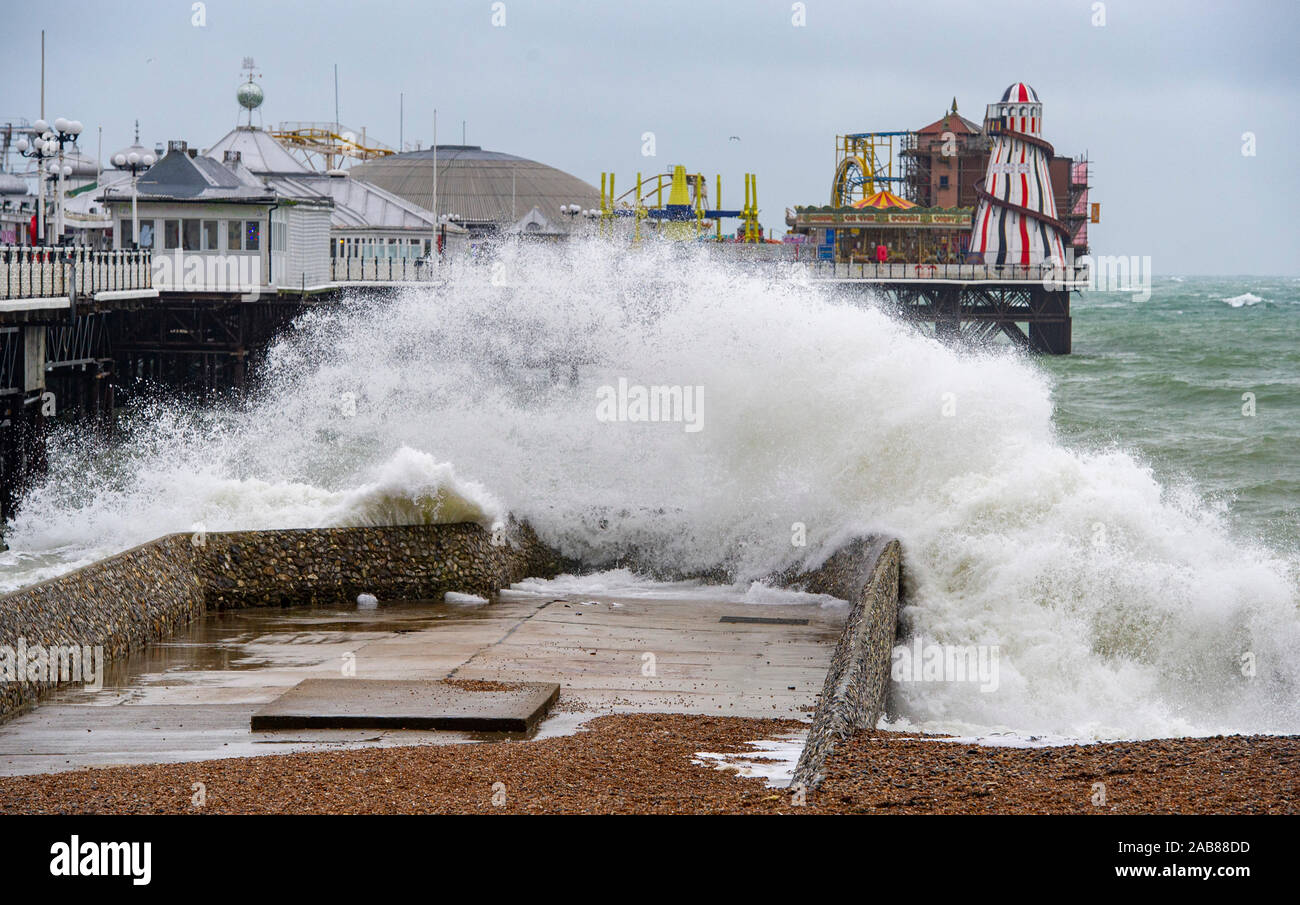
[15,116,82,244]
[112,150,156,248]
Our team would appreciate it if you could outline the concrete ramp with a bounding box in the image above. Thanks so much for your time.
[250,679,560,733]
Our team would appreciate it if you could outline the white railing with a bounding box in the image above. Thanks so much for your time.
[326,255,1089,287]
[330,256,437,283]
[801,261,1091,284]
[1,246,153,301]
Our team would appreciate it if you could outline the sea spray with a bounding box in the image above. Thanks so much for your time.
[4,240,1298,739]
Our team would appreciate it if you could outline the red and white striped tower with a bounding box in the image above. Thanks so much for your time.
[969,82,1069,267]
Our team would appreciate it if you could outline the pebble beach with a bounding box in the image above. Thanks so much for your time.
[1,714,1294,815]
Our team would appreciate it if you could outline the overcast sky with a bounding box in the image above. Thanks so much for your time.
[5,0,1297,274]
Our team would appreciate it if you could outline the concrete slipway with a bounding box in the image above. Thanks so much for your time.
[0,587,846,776]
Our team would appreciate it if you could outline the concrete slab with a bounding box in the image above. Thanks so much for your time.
[0,590,846,775]
[250,679,560,732]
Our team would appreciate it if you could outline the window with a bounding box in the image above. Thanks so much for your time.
[138,221,155,249]
[939,175,950,188]
[183,219,201,250]
[164,219,180,250]
[227,220,242,251]
[245,221,260,251]
[202,220,218,251]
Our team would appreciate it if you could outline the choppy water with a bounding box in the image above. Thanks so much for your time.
[1048,276,1300,552]
[3,245,1297,740]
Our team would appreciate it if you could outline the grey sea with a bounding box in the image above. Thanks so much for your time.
[1049,276,1299,553]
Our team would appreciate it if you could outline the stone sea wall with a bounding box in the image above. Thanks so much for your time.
[783,536,903,789]
[0,522,561,723]
[198,523,563,608]
[0,534,205,723]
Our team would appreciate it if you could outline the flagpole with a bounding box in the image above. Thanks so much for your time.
[432,109,438,268]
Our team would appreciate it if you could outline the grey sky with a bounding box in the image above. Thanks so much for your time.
[6,0,1297,274]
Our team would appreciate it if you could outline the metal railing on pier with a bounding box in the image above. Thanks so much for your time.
[801,261,1090,284]
[1,246,153,301]
[327,254,1089,287]
[329,257,437,283]
[0,248,1089,299]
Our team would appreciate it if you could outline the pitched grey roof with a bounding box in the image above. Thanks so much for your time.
[100,149,276,203]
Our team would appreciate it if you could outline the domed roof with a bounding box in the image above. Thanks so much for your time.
[349,145,599,228]
[0,173,29,195]
[50,149,100,179]
[1000,82,1040,104]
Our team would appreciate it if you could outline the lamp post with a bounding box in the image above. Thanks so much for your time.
[15,126,53,243]
[47,158,73,241]
[112,150,156,248]
[15,116,82,245]
[437,213,461,255]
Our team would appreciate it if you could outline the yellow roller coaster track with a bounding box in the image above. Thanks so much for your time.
[269,123,395,169]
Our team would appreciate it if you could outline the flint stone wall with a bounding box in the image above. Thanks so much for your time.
[0,523,560,723]
[778,536,903,789]
[198,523,562,608]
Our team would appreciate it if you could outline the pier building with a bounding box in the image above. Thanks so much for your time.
[350,145,601,238]
[204,123,461,261]
[785,84,1092,355]
[100,139,333,292]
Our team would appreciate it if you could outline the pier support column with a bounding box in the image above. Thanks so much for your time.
[23,326,45,394]
[933,287,961,343]
[1027,289,1072,355]
[0,328,51,536]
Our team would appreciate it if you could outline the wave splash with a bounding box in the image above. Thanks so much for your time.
[1223,292,1265,307]
[6,241,1299,739]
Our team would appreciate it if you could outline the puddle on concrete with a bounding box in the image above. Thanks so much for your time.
[48,597,505,704]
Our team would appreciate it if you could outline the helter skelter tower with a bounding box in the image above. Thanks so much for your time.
[969,82,1070,267]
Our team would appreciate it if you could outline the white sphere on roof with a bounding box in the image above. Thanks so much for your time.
[236,80,264,111]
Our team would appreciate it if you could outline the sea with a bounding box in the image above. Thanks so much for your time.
[1,244,1296,741]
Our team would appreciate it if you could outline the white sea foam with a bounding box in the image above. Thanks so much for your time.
[4,241,1297,740]
[505,571,845,608]
[1223,292,1265,307]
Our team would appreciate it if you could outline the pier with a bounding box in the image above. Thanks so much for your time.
[806,260,1086,354]
[0,246,375,526]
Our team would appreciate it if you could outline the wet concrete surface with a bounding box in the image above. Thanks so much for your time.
[0,589,846,775]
